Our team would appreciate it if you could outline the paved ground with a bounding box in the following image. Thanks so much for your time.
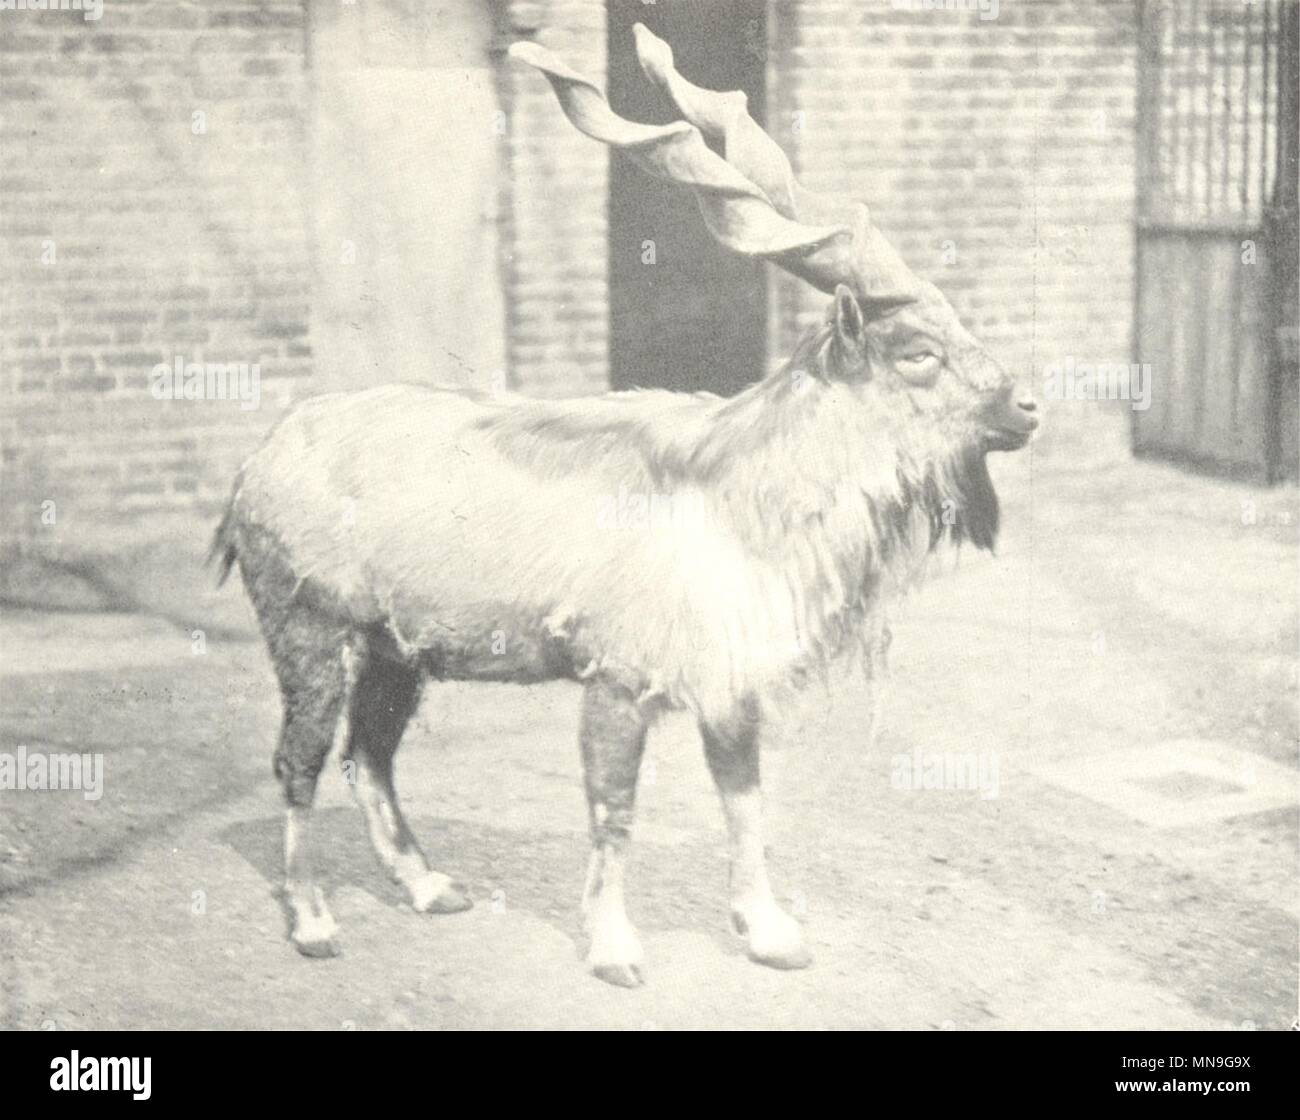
[1,453,1296,1030]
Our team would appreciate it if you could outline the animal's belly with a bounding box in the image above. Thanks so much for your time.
[417,620,580,684]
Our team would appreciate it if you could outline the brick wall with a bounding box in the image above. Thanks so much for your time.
[0,0,314,550]
[499,0,609,397]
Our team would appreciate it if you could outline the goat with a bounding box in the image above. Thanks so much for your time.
[212,26,1037,986]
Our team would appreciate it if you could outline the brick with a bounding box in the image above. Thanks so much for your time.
[254,321,307,340]
[242,58,283,78]
[20,357,61,376]
[63,376,117,393]
[93,309,157,325]
[206,10,302,31]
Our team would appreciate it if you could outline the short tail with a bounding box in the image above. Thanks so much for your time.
[208,486,240,587]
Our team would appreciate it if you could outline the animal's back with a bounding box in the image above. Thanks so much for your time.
[225,382,797,708]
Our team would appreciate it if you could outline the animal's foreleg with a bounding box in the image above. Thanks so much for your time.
[578,676,650,988]
[700,703,811,970]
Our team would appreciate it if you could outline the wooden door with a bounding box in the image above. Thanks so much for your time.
[1135,0,1298,482]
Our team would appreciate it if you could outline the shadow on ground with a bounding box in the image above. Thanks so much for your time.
[219,809,737,962]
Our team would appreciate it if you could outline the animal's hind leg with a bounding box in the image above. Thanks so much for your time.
[342,654,471,915]
[237,525,363,957]
[578,676,650,988]
[267,619,362,959]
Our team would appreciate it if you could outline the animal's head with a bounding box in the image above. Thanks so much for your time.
[514,24,1038,461]
[514,23,1037,552]
[824,282,1038,456]
[812,281,1035,553]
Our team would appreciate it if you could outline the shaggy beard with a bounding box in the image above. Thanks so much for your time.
[886,441,1000,561]
[934,442,1000,552]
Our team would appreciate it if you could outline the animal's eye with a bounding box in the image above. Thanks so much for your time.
[897,352,941,385]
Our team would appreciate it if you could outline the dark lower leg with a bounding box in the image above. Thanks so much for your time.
[277,639,357,956]
[267,618,360,958]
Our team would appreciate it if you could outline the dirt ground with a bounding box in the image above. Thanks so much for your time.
[1,451,1296,1030]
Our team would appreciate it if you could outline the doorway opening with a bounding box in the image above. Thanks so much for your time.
[606,0,769,395]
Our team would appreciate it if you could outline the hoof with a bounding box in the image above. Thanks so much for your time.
[733,903,811,971]
[286,892,340,959]
[592,961,645,988]
[747,943,813,971]
[411,873,473,915]
[421,887,473,915]
[292,934,341,959]
[585,911,645,989]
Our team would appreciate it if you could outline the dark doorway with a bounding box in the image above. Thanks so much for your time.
[607,0,768,395]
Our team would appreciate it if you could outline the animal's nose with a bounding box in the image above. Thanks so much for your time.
[1015,396,1039,428]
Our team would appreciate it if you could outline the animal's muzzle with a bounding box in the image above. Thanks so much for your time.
[981,390,1039,451]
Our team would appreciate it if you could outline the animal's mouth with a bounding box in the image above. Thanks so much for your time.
[981,394,1038,452]
[984,425,1034,451]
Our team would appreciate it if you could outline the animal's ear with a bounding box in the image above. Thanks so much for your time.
[833,284,865,349]
[830,284,870,380]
